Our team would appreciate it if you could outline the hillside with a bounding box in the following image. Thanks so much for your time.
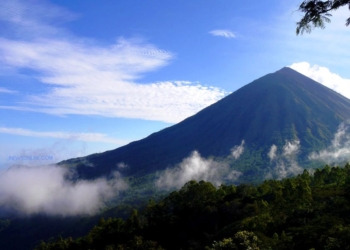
[62,67,350,179]
[3,67,350,250]
[37,164,350,250]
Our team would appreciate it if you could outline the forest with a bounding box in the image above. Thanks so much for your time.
[36,164,350,250]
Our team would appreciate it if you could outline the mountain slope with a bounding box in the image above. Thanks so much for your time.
[63,67,350,179]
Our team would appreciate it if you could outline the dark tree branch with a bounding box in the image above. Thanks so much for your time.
[296,0,350,35]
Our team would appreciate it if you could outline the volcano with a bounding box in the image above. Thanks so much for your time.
[62,67,350,179]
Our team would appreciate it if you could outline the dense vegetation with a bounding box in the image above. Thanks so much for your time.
[37,164,350,250]
[0,174,169,250]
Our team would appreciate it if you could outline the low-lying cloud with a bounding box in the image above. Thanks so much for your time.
[266,140,303,180]
[309,122,350,164]
[156,151,242,189]
[231,140,245,159]
[0,165,127,216]
[268,144,277,161]
[283,140,300,156]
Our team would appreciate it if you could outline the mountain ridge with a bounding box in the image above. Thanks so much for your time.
[62,67,350,179]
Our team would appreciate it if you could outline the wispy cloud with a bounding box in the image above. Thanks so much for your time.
[0,165,127,216]
[0,0,227,123]
[156,151,242,189]
[290,62,350,99]
[268,144,277,161]
[0,0,77,37]
[309,122,350,164]
[0,87,16,94]
[266,140,303,180]
[283,140,300,156]
[0,127,126,144]
[231,140,245,159]
[209,29,236,38]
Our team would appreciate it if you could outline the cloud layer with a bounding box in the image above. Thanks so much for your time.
[156,151,242,189]
[0,165,127,216]
[0,0,227,123]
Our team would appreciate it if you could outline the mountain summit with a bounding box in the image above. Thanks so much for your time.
[64,67,350,179]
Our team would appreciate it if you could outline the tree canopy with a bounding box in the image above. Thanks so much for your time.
[36,164,350,250]
[296,0,350,34]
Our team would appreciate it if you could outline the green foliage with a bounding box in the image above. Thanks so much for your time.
[0,219,10,233]
[35,164,350,250]
[296,0,350,34]
[209,231,261,250]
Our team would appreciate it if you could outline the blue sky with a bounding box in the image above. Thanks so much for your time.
[1,0,350,169]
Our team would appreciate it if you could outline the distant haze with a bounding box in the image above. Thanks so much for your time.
[0,165,127,216]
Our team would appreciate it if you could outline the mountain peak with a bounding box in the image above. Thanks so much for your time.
[66,68,350,180]
[277,66,294,72]
[276,66,307,78]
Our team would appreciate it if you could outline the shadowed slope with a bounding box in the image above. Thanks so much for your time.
[62,67,350,178]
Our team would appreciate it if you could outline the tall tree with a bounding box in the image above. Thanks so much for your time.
[296,0,350,34]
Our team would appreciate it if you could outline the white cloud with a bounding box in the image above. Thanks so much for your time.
[273,160,302,180]
[209,29,236,38]
[0,0,76,37]
[268,144,277,160]
[266,140,303,180]
[0,87,16,94]
[231,140,245,159]
[309,122,350,164]
[156,151,242,189]
[283,140,300,156]
[0,127,127,144]
[0,165,127,216]
[290,62,350,99]
[0,0,227,123]
[117,162,128,169]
